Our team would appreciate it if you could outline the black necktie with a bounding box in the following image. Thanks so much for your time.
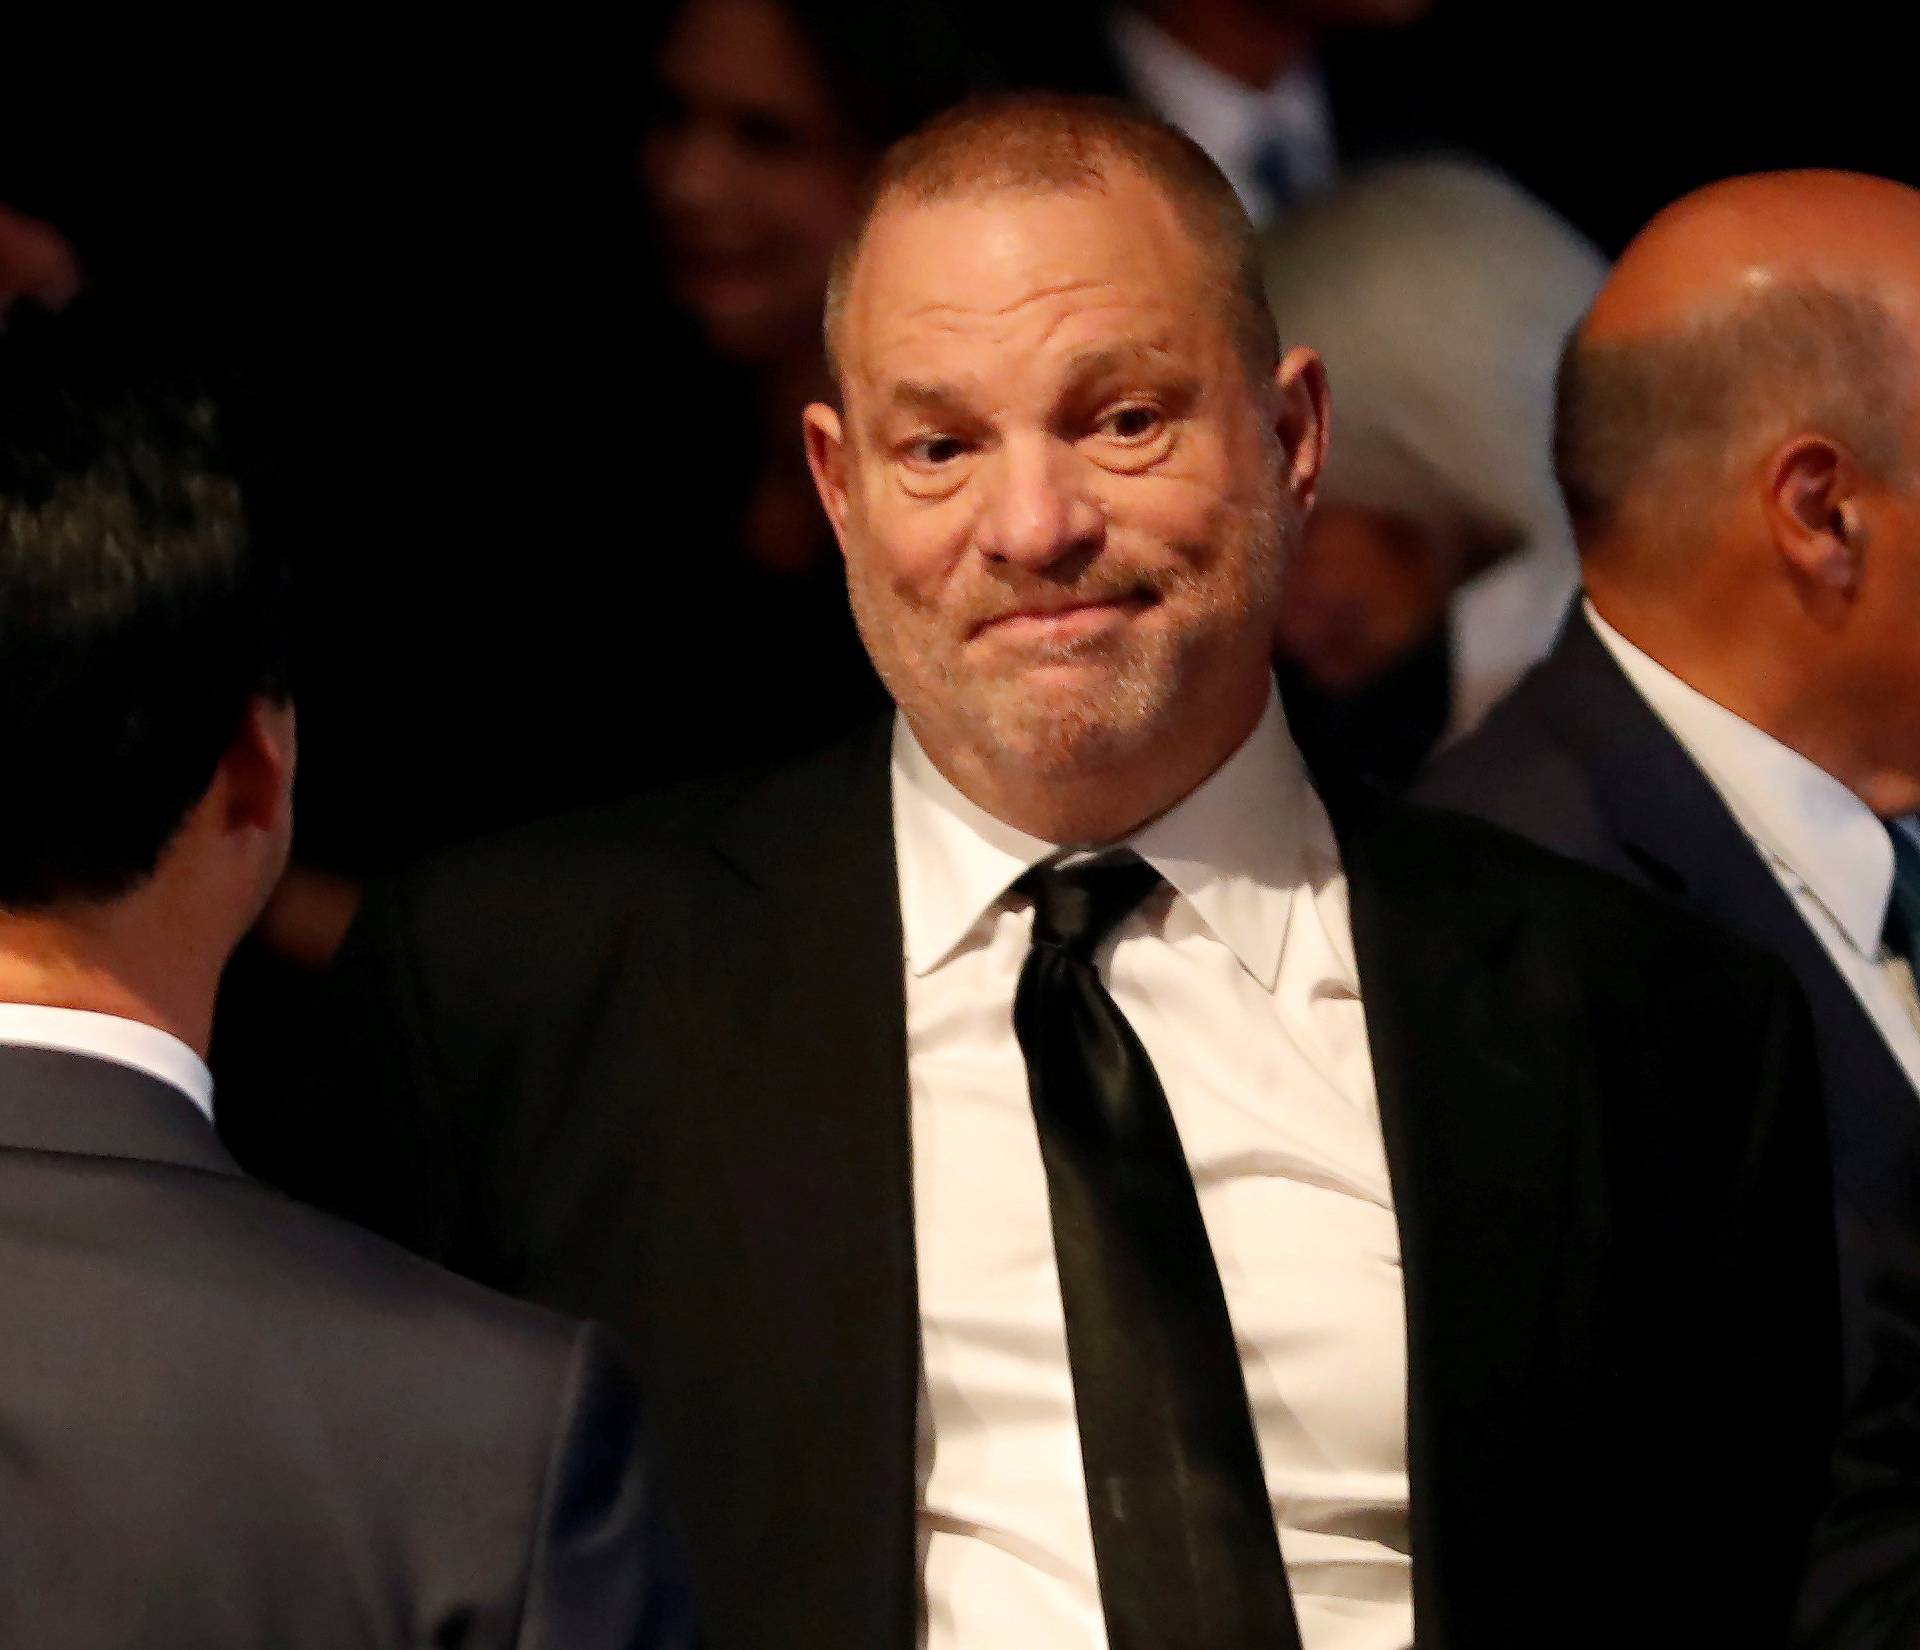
[1012,852,1304,1650]
[1885,819,1920,976]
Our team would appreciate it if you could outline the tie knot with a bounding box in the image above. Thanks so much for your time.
[1018,851,1163,959]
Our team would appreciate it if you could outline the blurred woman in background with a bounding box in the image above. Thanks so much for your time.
[636,0,989,773]
[1259,158,1605,790]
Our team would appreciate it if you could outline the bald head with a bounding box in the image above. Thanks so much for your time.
[1585,171,1920,343]
[1556,171,1920,559]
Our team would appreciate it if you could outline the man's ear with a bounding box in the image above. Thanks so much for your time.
[803,401,853,553]
[220,697,296,837]
[1272,346,1330,512]
[1763,434,1866,606]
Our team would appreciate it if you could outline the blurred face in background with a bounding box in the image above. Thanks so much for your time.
[807,169,1323,784]
[0,202,82,328]
[1275,502,1486,692]
[643,0,872,364]
[1147,0,1432,29]
[1259,0,1433,22]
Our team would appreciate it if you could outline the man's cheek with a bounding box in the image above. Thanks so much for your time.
[887,514,978,601]
[1112,470,1233,547]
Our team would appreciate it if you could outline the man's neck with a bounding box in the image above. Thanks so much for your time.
[0,914,216,1058]
[1590,591,1920,819]
[912,688,1270,846]
[1134,1,1316,88]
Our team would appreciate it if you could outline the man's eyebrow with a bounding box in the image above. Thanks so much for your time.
[1060,339,1184,382]
[869,340,1187,428]
[880,379,975,418]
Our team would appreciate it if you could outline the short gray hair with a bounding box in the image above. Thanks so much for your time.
[1555,282,1914,543]
[821,92,1279,390]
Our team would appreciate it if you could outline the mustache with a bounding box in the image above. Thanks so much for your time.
[961,571,1171,638]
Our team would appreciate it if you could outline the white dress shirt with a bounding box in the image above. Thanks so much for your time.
[0,1002,215,1122]
[1110,8,1337,226]
[1588,601,1920,1092]
[899,691,1412,1650]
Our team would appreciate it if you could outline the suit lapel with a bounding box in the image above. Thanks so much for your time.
[604,723,918,1650]
[1341,801,1599,1649]
[1545,613,1919,1189]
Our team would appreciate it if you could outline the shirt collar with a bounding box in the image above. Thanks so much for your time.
[1108,8,1335,214]
[1586,600,1896,957]
[0,1003,215,1123]
[891,688,1325,990]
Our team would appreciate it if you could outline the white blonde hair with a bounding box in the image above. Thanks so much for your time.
[1259,158,1606,736]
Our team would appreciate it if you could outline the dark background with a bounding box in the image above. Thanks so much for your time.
[4,4,1911,870]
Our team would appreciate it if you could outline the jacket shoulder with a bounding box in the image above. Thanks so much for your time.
[333,727,881,1041]
[1360,796,1790,995]
[0,1150,629,1642]
[151,1165,587,1399]
[392,720,891,933]
[1416,659,1620,864]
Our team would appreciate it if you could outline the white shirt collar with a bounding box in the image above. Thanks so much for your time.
[0,1003,215,1123]
[1585,600,1896,957]
[1109,8,1335,218]
[892,688,1325,991]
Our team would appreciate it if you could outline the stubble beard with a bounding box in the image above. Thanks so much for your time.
[848,477,1289,779]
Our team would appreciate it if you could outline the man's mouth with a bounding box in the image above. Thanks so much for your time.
[971,590,1157,642]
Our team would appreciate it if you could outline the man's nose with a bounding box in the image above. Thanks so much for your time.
[977,437,1105,570]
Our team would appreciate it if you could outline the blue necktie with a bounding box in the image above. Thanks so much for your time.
[1249,128,1299,217]
[1884,819,1920,975]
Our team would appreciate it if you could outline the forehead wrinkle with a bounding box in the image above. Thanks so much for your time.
[853,233,1199,406]
[901,262,1184,329]
[884,290,1132,357]
[866,294,1169,371]
[897,277,1113,327]
[862,327,1191,417]
[880,379,978,420]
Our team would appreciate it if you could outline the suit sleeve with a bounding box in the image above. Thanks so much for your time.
[514,1325,695,1650]
[1794,1197,1920,1649]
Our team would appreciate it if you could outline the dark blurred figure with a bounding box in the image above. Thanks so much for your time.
[1418,172,1920,1647]
[202,5,991,1171]
[1303,2,1920,258]
[0,306,689,1650]
[634,0,990,781]
[1258,159,1603,790]
[1010,0,1432,223]
[0,200,82,326]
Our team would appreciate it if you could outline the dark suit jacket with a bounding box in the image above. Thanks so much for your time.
[0,1044,688,1650]
[248,720,1840,1650]
[1016,5,1439,175]
[1420,607,1920,1646]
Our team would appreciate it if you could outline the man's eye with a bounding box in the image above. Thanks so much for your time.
[1099,404,1162,442]
[734,111,805,158]
[906,435,968,467]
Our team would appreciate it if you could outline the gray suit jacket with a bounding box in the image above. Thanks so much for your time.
[0,1042,689,1650]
